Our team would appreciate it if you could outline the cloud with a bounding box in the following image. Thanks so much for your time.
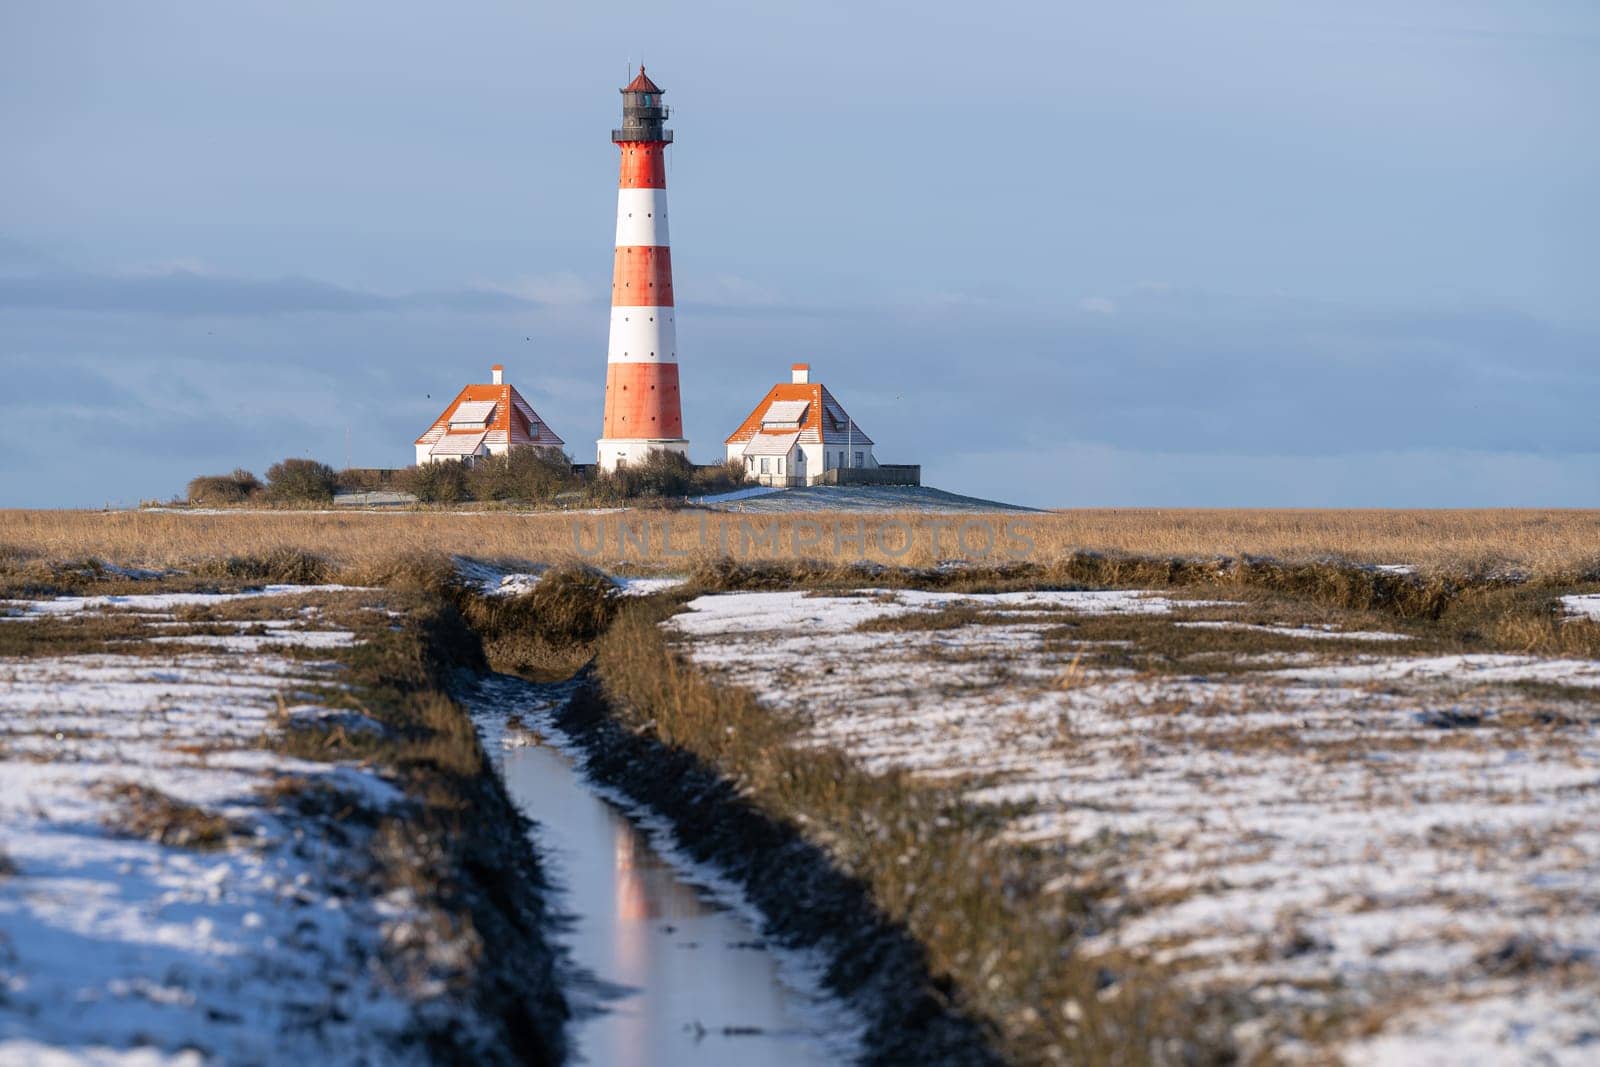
[0,269,390,316]
[1078,296,1117,315]
[0,266,600,317]
[121,257,218,277]
[695,274,785,308]
[477,271,598,306]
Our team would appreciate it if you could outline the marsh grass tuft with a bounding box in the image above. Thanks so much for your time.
[197,547,331,585]
[453,562,620,678]
[98,782,236,850]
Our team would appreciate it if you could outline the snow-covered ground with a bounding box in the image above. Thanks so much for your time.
[665,588,1600,1062]
[0,587,451,1065]
[693,484,1037,513]
[1563,594,1600,621]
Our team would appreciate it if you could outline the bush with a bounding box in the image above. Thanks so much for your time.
[588,449,695,502]
[196,548,330,584]
[400,461,471,504]
[186,469,261,505]
[467,449,577,503]
[335,468,398,492]
[264,458,338,504]
[689,460,748,496]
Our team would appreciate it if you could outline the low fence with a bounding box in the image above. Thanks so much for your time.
[336,468,402,490]
[811,464,921,487]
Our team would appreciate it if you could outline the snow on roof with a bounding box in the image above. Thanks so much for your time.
[761,400,810,427]
[741,431,801,457]
[428,431,487,458]
[449,400,496,426]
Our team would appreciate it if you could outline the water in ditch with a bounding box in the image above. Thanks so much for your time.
[467,675,862,1066]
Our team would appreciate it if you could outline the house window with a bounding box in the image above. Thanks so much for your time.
[854,451,864,468]
[760,457,770,474]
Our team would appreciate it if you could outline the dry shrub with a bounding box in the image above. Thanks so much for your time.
[197,547,330,584]
[344,551,462,596]
[587,449,696,502]
[456,563,619,676]
[689,459,748,495]
[400,461,471,504]
[187,469,261,505]
[99,782,234,850]
[264,458,339,503]
[528,563,619,641]
[466,449,578,503]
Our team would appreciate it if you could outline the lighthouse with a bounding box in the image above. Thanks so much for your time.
[596,66,688,471]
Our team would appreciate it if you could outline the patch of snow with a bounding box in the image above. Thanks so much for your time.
[493,573,544,597]
[285,705,390,736]
[1,585,367,618]
[670,588,1228,641]
[1343,985,1600,1067]
[612,575,687,597]
[1271,653,1600,688]
[1175,621,1413,641]
[1560,594,1600,622]
[144,630,357,651]
[688,485,785,505]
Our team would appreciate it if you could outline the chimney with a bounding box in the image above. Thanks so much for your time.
[791,362,811,384]
[491,363,504,385]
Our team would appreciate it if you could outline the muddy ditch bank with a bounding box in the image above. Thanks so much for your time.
[551,669,1002,1066]
[352,589,572,1065]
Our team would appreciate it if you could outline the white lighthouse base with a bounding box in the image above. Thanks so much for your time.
[596,438,690,473]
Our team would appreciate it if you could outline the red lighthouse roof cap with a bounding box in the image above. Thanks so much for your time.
[623,66,662,93]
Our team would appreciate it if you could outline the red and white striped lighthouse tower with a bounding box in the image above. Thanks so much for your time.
[596,66,688,471]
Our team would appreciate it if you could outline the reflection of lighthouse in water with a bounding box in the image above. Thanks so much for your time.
[596,66,689,472]
[611,820,653,924]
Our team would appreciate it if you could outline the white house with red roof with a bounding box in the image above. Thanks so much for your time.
[724,364,876,486]
[414,364,566,465]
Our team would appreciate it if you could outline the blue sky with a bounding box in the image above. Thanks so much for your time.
[1,0,1595,507]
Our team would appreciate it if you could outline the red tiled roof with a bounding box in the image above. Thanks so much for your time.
[415,380,566,451]
[725,381,873,447]
[623,66,661,94]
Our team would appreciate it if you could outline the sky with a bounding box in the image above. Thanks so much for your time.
[1,0,1595,508]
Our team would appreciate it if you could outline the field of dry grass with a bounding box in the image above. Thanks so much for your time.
[2,507,1598,577]
[5,521,1598,1063]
